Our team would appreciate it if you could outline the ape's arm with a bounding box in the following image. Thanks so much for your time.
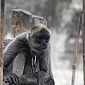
[3,33,27,68]
[39,44,52,76]
[39,44,55,84]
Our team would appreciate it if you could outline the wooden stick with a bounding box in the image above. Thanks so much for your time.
[1,0,5,84]
[1,0,4,61]
[71,13,81,85]
[83,0,85,85]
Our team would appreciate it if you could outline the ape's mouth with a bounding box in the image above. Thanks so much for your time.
[41,46,47,50]
[30,44,47,52]
[36,46,47,51]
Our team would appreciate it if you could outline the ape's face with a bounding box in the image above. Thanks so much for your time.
[29,28,50,51]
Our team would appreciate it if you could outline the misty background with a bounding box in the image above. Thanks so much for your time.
[4,0,83,85]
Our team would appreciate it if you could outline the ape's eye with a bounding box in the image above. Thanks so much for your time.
[45,36,49,40]
[37,36,41,40]
[35,35,50,44]
[36,36,42,43]
[45,36,50,42]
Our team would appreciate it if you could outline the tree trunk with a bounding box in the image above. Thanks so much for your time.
[12,9,47,37]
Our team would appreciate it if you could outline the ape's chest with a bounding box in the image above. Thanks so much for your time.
[23,54,39,75]
[12,46,40,76]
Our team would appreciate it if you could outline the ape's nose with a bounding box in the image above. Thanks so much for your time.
[41,40,47,48]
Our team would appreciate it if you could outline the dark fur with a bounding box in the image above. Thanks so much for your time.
[3,25,55,85]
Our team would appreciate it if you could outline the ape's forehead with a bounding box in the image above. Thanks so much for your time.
[37,24,48,29]
[31,24,50,36]
[32,24,48,30]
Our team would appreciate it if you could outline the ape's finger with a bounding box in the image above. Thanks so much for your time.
[10,75,19,85]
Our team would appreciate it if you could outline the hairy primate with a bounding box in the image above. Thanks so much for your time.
[3,24,55,85]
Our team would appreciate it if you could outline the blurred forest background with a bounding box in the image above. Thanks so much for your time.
[4,0,83,85]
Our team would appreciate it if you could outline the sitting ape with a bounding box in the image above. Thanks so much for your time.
[3,24,55,85]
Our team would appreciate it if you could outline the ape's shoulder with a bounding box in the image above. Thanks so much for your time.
[4,32,29,52]
[14,32,29,42]
[15,32,28,39]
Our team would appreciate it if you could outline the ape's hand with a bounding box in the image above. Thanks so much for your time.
[4,73,20,85]
[45,77,55,85]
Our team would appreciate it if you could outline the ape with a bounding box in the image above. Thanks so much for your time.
[3,24,55,85]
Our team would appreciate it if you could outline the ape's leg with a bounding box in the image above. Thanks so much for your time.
[4,51,37,85]
[4,71,38,85]
[19,74,37,85]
